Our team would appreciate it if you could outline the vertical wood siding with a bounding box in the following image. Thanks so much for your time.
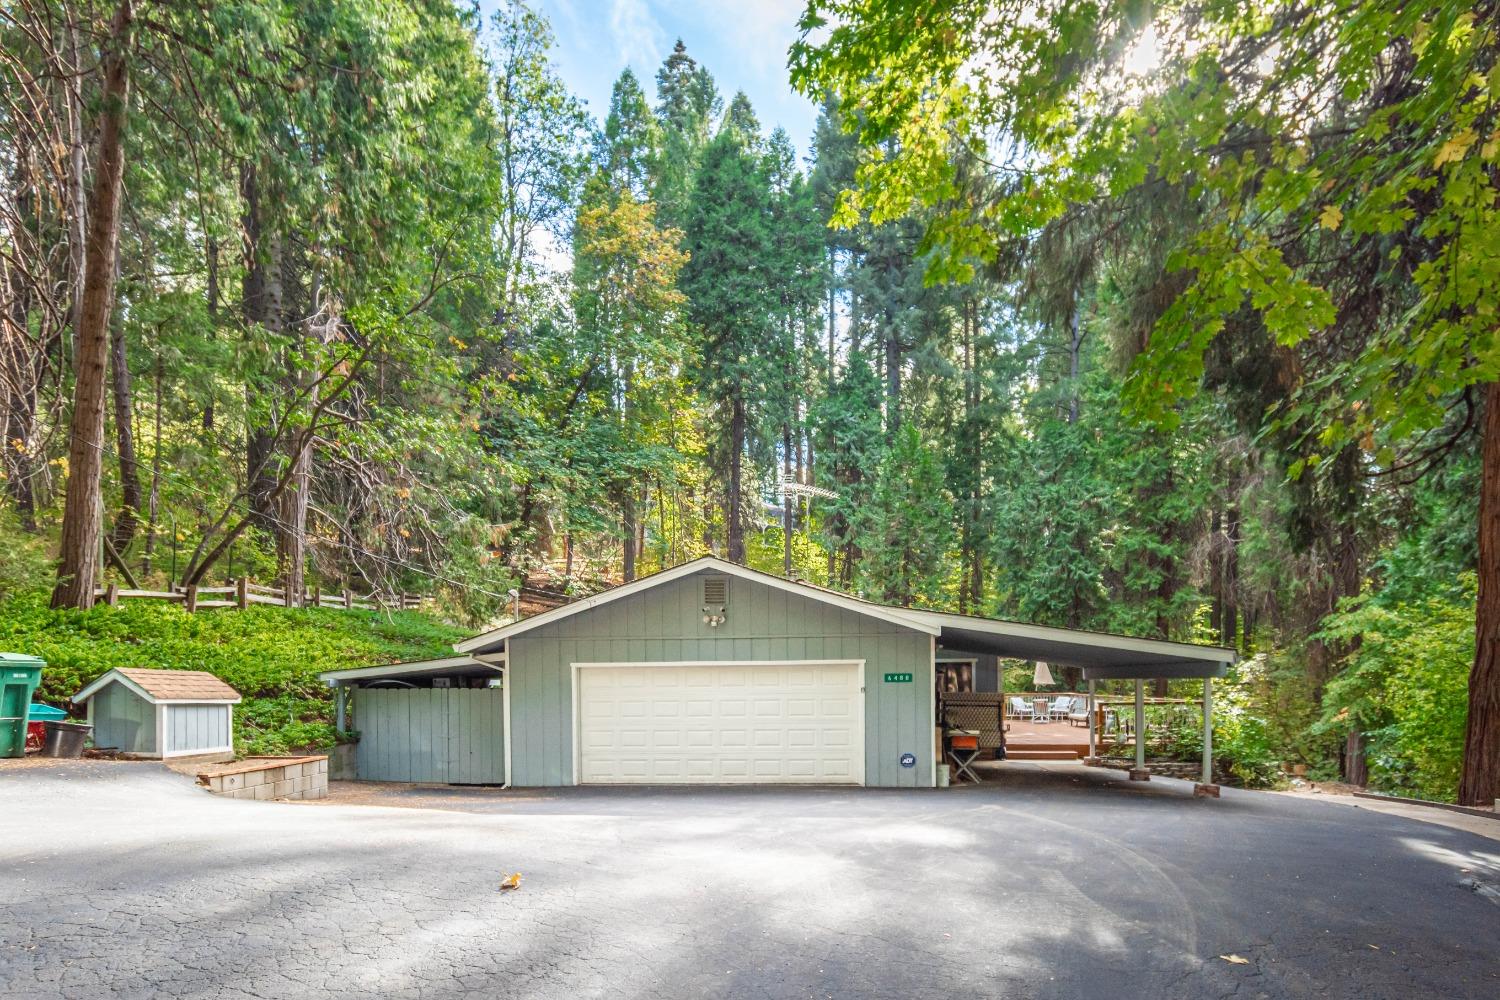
[355,688,505,784]
[162,704,232,753]
[92,683,155,754]
[507,571,934,787]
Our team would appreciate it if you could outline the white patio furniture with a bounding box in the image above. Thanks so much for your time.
[1009,696,1035,720]
[1048,695,1075,722]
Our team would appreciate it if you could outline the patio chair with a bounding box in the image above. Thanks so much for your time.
[1009,696,1035,720]
[1048,695,1075,721]
[1067,702,1091,727]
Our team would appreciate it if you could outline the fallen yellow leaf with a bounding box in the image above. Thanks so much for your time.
[1219,954,1250,965]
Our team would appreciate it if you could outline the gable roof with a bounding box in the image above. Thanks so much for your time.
[73,668,241,705]
[451,556,1235,678]
[453,556,940,653]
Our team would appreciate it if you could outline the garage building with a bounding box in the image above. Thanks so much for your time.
[323,556,1235,788]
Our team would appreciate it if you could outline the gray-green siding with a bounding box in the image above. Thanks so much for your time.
[503,570,934,788]
[163,703,232,754]
[355,688,505,784]
[91,682,155,754]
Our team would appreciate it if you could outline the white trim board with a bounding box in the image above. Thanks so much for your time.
[454,556,939,654]
[569,658,867,787]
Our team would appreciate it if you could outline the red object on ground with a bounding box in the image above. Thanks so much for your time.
[25,721,47,753]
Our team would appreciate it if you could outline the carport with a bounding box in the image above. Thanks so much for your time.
[903,609,1236,794]
[319,655,509,785]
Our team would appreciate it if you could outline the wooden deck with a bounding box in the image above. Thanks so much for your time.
[1003,718,1119,759]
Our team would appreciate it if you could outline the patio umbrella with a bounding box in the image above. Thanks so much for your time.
[1033,661,1055,686]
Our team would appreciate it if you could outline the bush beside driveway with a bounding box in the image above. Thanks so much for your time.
[1,760,1497,1000]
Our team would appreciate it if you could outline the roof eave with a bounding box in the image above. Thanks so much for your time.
[453,556,940,654]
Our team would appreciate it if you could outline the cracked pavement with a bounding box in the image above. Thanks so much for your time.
[2,759,1497,999]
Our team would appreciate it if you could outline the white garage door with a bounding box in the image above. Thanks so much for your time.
[576,661,864,785]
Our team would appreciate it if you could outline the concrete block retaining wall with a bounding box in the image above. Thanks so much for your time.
[198,756,328,801]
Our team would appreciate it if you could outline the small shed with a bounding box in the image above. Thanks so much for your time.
[72,668,240,759]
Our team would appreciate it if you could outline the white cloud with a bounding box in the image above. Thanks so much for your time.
[608,0,667,67]
[679,0,804,71]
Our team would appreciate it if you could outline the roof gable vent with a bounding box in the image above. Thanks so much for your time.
[702,576,728,607]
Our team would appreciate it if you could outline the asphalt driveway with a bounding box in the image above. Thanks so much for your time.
[2,761,1497,1000]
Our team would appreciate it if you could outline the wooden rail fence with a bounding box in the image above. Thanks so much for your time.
[93,578,425,614]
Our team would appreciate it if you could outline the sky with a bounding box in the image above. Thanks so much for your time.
[525,0,820,158]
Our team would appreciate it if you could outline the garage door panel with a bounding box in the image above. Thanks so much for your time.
[577,663,863,785]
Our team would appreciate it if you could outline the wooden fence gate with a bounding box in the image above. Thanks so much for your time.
[354,688,505,784]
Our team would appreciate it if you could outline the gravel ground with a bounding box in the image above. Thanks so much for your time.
[2,759,1498,1000]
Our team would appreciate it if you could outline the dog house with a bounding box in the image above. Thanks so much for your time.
[72,668,240,759]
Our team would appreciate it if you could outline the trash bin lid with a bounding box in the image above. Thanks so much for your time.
[0,652,46,674]
[28,704,69,721]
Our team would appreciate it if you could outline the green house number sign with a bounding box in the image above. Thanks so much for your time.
[883,672,913,683]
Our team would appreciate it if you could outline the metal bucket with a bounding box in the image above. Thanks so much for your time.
[42,720,91,758]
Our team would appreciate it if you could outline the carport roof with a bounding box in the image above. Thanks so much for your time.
[318,655,500,687]
[911,610,1234,679]
[447,556,1234,679]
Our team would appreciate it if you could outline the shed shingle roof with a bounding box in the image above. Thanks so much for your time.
[115,668,240,702]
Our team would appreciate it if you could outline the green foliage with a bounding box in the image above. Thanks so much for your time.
[854,423,954,606]
[0,593,465,756]
[1318,576,1476,800]
[0,514,51,603]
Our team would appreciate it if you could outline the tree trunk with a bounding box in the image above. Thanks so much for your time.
[2,129,40,530]
[1459,380,1500,807]
[1343,731,1368,787]
[621,489,637,582]
[1067,305,1082,424]
[727,392,745,562]
[241,164,280,532]
[109,307,142,553]
[203,236,217,431]
[143,354,162,575]
[1224,501,1240,648]
[884,322,901,437]
[783,419,793,576]
[52,0,133,610]
[277,282,325,599]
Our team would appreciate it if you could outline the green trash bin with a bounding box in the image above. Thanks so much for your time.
[0,653,46,758]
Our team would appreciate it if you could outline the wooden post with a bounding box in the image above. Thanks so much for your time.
[236,577,248,610]
[284,579,294,608]
[184,585,199,614]
[343,588,352,609]
[105,582,119,606]
[1130,678,1149,780]
[312,585,320,609]
[335,685,347,732]
[1085,678,1097,762]
[1196,677,1219,797]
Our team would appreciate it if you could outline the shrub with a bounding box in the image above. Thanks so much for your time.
[1317,575,1475,801]
[0,591,468,755]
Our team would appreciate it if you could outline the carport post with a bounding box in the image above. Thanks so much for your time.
[1196,678,1220,798]
[1085,679,1098,762]
[335,685,348,733]
[1129,678,1149,781]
